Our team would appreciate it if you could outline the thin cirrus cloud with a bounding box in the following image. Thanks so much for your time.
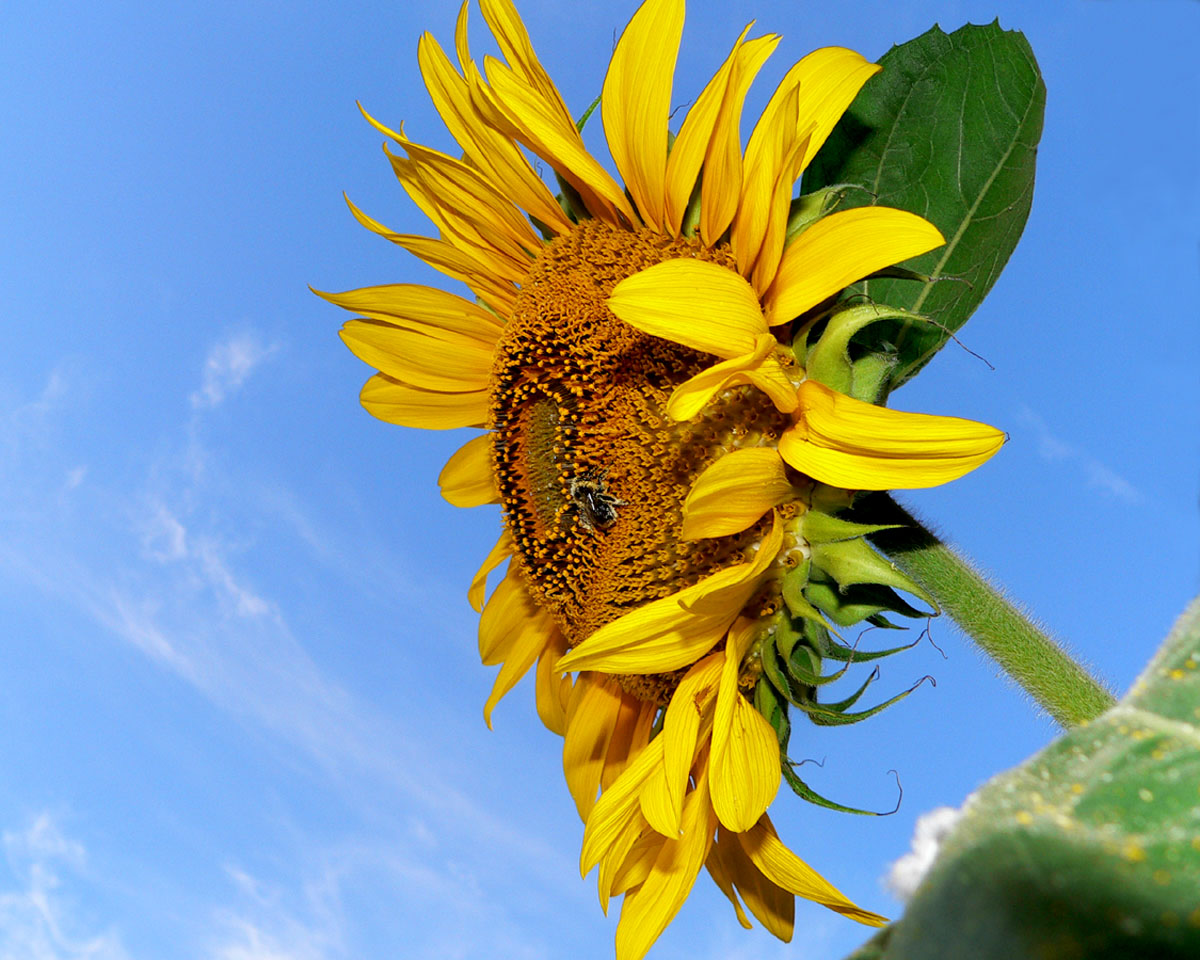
[1017,406,1141,504]
[190,334,278,410]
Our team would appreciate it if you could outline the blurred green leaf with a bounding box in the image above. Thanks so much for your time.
[803,22,1045,390]
[858,597,1200,959]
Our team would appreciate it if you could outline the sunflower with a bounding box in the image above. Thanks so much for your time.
[320,1,1004,957]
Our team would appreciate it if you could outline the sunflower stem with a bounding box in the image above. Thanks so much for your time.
[855,493,1115,728]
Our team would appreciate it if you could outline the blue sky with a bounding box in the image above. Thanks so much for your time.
[0,1,1196,958]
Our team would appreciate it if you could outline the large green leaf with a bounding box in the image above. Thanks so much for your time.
[803,23,1045,391]
[853,597,1200,959]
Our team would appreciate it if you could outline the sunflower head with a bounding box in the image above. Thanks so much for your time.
[321,1,1004,956]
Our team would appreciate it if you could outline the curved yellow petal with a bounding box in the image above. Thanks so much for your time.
[483,609,558,728]
[417,30,572,236]
[438,433,497,507]
[602,693,648,791]
[563,674,625,821]
[468,527,513,612]
[608,259,766,358]
[315,284,503,346]
[704,843,753,930]
[788,47,880,176]
[581,735,665,874]
[764,208,945,325]
[683,448,795,539]
[712,826,794,941]
[614,766,718,960]
[779,380,1005,490]
[340,320,494,393]
[644,653,721,837]
[478,571,537,665]
[534,630,572,735]
[602,0,683,232]
[664,25,753,235]
[698,33,779,246]
[665,334,796,422]
[599,816,656,913]
[711,624,780,831]
[479,0,572,120]
[609,827,665,901]
[359,374,489,430]
[556,515,782,674]
[738,817,887,926]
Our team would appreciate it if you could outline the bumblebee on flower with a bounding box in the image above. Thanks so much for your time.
[320,0,1004,957]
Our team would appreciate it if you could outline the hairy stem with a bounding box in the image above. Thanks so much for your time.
[854,493,1115,728]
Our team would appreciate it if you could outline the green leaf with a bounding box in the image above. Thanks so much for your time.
[865,597,1200,959]
[803,22,1045,391]
[781,761,895,816]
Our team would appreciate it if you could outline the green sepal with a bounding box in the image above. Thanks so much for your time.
[777,616,851,688]
[810,536,938,612]
[528,214,556,242]
[754,677,791,750]
[758,636,800,700]
[804,577,924,627]
[806,303,933,399]
[802,509,904,544]
[784,184,853,243]
[781,761,892,816]
[575,94,601,132]
[554,175,588,223]
[822,630,925,663]
[797,674,932,727]
[848,352,898,404]
[780,558,829,626]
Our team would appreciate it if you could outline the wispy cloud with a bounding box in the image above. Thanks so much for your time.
[1018,406,1141,503]
[190,334,276,410]
[0,813,131,960]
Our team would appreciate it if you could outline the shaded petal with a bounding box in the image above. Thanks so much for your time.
[581,736,666,874]
[534,630,572,735]
[599,817,657,913]
[477,571,536,665]
[602,0,684,232]
[340,319,494,393]
[764,208,945,325]
[608,259,766,358]
[483,609,559,728]
[556,515,782,674]
[699,34,780,246]
[609,827,666,900]
[602,693,650,791]
[359,374,489,430]
[703,843,753,930]
[315,283,503,346]
[614,765,718,960]
[738,816,887,926]
[563,674,626,821]
[665,334,796,421]
[711,622,780,831]
[438,433,497,507]
[712,826,794,941]
[779,380,1005,489]
[683,448,795,539]
[468,527,513,612]
[787,47,880,176]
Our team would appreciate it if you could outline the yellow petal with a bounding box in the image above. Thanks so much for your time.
[738,816,887,926]
[764,207,945,325]
[712,826,794,941]
[683,448,795,539]
[417,30,572,236]
[359,374,489,430]
[786,47,881,176]
[563,674,625,821]
[483,609,558,728]
[699,34,779,245]
[438,433,497,507]
[602,692,648,791]
[664,334,796,421]
[479,0,572,118]
[340,320,494,393]
[710,627,780,831]
[581,735,666,874]
[609,827,665,900]
[602,0,683,232]
[779,380,1005,489]
[703,845,753,930]
[614,765,718,960]
[664,26,754,235]
[599,816,657,913]
[477,571,536,665]
[556,515,782,674]
[644,654,721,836]
[534,630,572,735]
[608,259,766,358]
[344,196,518,315]
[314,283,503,345]
[468,527,513,612]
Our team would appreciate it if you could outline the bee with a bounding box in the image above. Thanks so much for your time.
[568,471,626,534]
